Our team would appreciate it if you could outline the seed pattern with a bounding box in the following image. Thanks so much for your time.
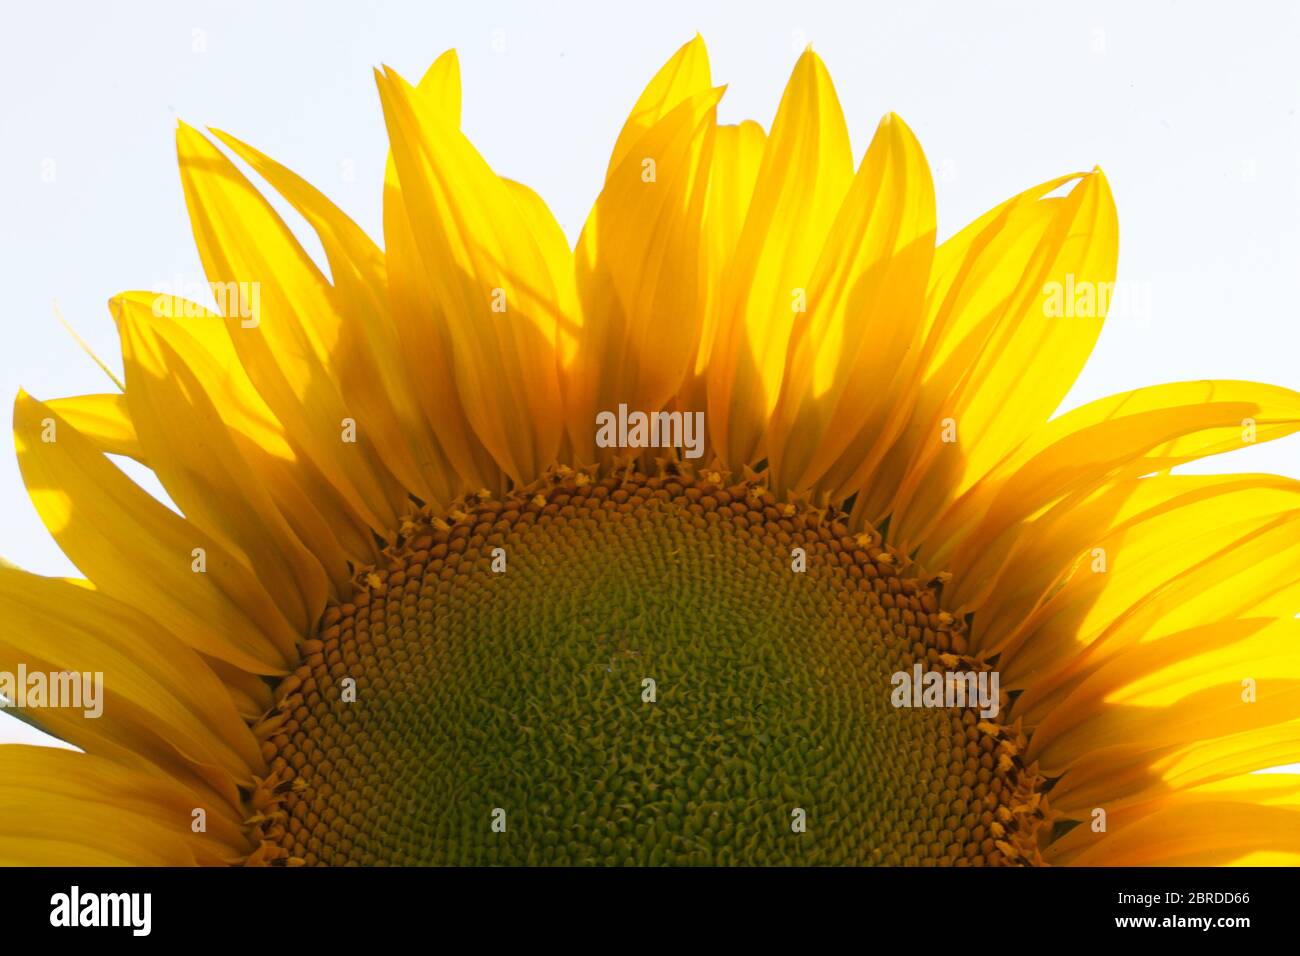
[249,464,1047,866]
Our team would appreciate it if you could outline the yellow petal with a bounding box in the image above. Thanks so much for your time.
[1147,720,1300,796]
[942,170,1118,474]
[116,298,328,634]
[1050,721,1300,820]
[1029,619,1300,774]
[176,121,397,530]
[1047,774,1300,866]
[768,113,936,496]
[381,51,502,494]
[849,174,1078,525]
[708,49,855,468]
[45,393,140,461]
[203,653,274,721]
[1020,378,1300,465]
[112,290,366,588]
[412,47,462,125]
[569,85,723,460]
[972,474,1296,656]
[677,120,767,424]
[606,34,712,178]
[982,475,1300,739]
[210,126,460,507]
[376,66,564,484]
[940,380,1300,603]
[885,171,1117,552]
[0,745,249,865]
[14,390,297,673]
[0,565,263,804]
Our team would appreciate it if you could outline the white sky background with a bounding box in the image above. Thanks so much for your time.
[0,0,1297,753]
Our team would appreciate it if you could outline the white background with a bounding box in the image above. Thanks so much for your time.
[0,0,1297,750]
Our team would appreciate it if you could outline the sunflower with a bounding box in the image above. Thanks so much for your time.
[3,35,1299,868]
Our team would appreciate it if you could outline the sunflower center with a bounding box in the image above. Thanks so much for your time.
[255,468,1046,865]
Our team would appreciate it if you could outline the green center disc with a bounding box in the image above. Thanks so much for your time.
[260,468,1044,866]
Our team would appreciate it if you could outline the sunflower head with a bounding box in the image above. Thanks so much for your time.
[4,36,1299,868]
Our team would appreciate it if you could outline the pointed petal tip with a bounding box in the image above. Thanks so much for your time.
[680,33,707,55]
[879,111,909,133]
[861,112,924,167]
[208,124,243,147]
[174,119,216,155]
[106,291,148,328]
[790,44,834,86]
[675,33,711,75]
